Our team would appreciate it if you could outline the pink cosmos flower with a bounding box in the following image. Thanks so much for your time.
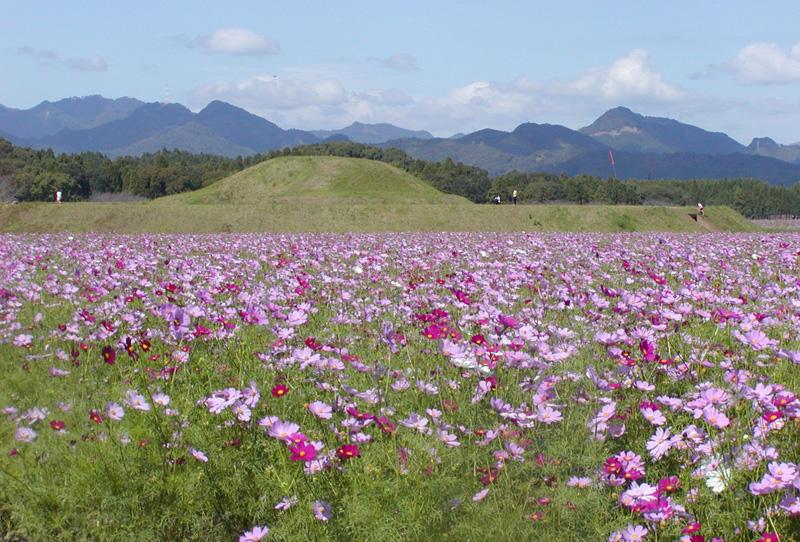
[124,390,151,412]
[640,407,666,426]
[536,405,563,424]
[13,334,32,348]
[268,420,300,440]
[239,525,269,542]
[15,427,37,442]
[622,524,648,542]
[312,500,332,522]
[735,329,777,351]
[566,476,592,488]
[472,488,489,502]
[646,427,673,461]
[189,448,208,463]
[105,402,125,421]
[308,401,333,419]
[275,495,298,511]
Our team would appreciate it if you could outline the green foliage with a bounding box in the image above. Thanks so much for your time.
[0,138,242,201]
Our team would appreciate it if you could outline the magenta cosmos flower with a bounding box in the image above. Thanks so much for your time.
[289,442,317,462]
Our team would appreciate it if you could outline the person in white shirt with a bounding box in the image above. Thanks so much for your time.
[512,190,518,205]
[56,191,62,204]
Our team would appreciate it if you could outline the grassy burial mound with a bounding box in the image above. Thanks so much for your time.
[0,155,758,232]
[170,156,468,205]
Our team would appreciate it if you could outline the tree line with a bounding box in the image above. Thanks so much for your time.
[0,138,244,201]
[3,137,800,218]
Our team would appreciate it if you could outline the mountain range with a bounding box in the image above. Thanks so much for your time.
[2,96,800,184]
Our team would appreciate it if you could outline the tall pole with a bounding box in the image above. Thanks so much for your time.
[608,150,617,180]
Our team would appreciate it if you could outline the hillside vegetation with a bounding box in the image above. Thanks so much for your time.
[0,201,754,233]
[0,155,756,233]
[169,156,467,205]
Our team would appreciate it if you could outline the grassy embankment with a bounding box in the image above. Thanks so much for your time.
[0,156,757,233]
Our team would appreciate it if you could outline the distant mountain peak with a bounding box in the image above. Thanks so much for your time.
[580,107,744,155]
[200,100,248,113]
[747,136,800,164]
[748,137,778,150]
[0,95,145,139]
[311,122,433,144]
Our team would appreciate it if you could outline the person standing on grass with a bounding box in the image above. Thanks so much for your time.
[697,202,704,217]
[55,191,62,204]
[512,189,518,206]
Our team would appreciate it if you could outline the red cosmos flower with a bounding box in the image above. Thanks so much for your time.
[346,407,374,421]
[100,320,115,332]
[756,533,779,542]
[682,522,701,534]
[479,467,500,485]
[101,346,116,365]
[289,442,317,462]
[123,337,138,361]
[49,420,65,431]
[89,410,103,424]
[140,339,151,352]
[603,457,624,475]
[762,411,783,423]
[453,289,471,304]
[271,385,288,398]
[336,444,360,460]
[657,476,680,494]
[375,416,397,435]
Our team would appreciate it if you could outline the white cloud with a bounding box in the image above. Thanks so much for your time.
[181,28,279,56]
[379,53,420,71]
[563,49,683,102]
[63,55,108,72]
[726,42,800,85]
[193,75,347,111]
[354,89,414,106]
[187,50,689,135]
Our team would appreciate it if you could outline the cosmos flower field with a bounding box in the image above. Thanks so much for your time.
[1,232,800,542]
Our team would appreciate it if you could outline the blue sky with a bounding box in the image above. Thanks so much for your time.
[2,0,800,142]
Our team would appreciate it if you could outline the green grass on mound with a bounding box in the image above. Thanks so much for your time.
[0,202,757,233]
[170,156,468,205]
